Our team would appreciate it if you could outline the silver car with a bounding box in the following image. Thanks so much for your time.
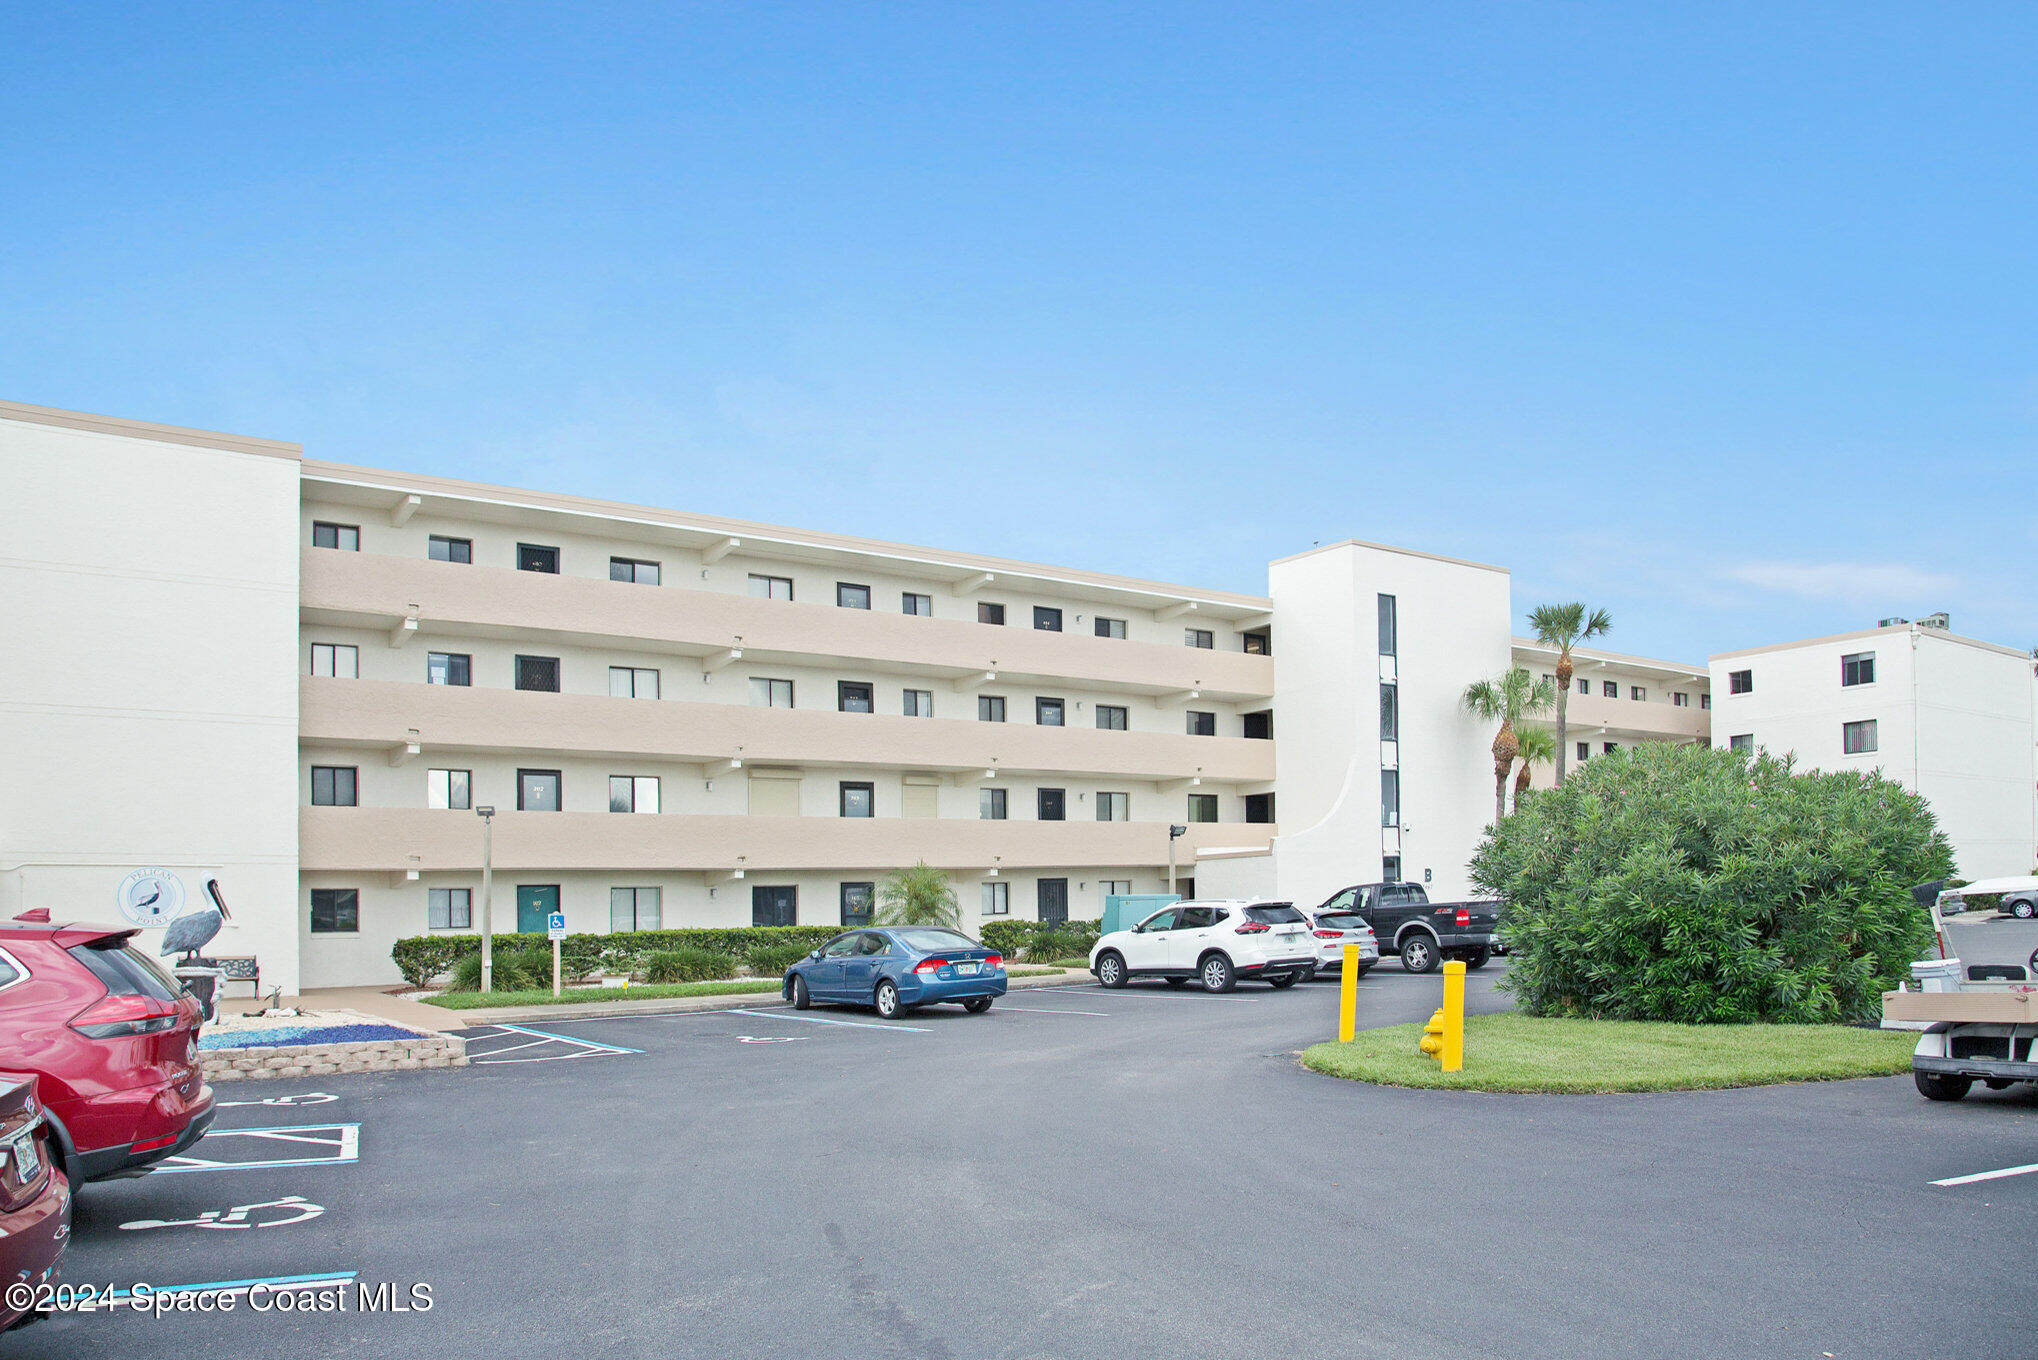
[1299,906,1381,978]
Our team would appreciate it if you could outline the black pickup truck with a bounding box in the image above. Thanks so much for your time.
[1313,882,1503,973]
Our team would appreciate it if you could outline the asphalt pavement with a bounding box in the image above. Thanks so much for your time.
[15,962,2035,1360]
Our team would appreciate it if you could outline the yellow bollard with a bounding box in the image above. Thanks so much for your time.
[1338,944,1358,1042]
[1441,960,1465,1072]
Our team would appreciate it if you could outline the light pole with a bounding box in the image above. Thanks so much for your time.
[476,805,496,993]
[1167,823,1187,899]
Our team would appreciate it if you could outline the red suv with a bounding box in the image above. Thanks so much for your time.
[0,910,214,1187]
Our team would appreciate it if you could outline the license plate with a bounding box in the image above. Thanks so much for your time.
[954,962,979,976]
[9,1131,39,1183]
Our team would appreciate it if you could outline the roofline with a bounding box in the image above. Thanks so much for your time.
[1709,623,2031,663]
[1269,538,1509,575]
[0,398,302,461]
[301,459,1275,614]
[1510,636,1709,680]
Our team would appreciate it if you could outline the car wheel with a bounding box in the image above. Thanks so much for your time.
[1199,953,1235,993]
[791,975,812,1010]
[874,979,901,1018]
[1983,1077,2014,1091]
[2013,899,2036,919]
[1267,971,1300,989]
[1165,977,1189,987]
[1350,965,1373,980]
[963,996,994,1014]
[1096,951,1128,988]
[1915,1070,1972,1102]
[1400,935,1438,974]
[1463,949,1491,971]
[1296,965,1318,983]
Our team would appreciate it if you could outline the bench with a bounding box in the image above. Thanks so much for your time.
[197,955,261,997]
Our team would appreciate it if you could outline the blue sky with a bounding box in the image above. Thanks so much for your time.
[4,3,2033,662]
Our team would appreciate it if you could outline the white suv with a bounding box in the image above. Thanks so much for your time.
[1090,900,1316,992]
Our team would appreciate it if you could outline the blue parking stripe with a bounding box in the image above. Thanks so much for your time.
[725,1009,929,1033]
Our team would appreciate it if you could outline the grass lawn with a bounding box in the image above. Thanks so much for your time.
[423,980,781,1010]
[1048,957,1091,969]
[1301,1012,1917,1093]
[1004,967,1064,977]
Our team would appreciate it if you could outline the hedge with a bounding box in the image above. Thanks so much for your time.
[980,919,1101,961]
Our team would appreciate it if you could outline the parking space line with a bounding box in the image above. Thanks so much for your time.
[149,1124,359,1175]
[492,1022,643,1054]
[1930,1162,2038,1187]
[725,1009,929,1033]
[997,1006,1110,1016]
[96,1270,359,1307]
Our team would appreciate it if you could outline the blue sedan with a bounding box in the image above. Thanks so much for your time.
[783,927,1007,1018]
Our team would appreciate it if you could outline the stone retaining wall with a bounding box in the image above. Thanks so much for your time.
[205,1033,467,1081]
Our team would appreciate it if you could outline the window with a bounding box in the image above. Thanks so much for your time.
[312,521,359,551]
[1242,630,1271,655]
[1728,734,1754,753]
[1575,742,1589,761]
[840,882,875,927]
[518,769,562,812]
[429,888,472,930]
[978,695,1006,723]
[310,765,357,807]
[839,782,876,818]
[750,677,793,708]
[1842,652,1875,687]
[1630,686,1647,702]
[1701,693,1711,710]
[1096,791,1129,822]
[903,689,934,717]
[609,775,660,814]
[1843,719,1879,755]
[979,788,1007,820]
[610,666,659,699]
[1381,856,1401,883]
[1100,880,1132,899]
[981,882,1009,916]
[1729,669,1753,695]
[836,582,871,609]
[1034,606,1063,632]
[973,603,1005,627]
[428,535,471,563]
[1036,697,1065,726]
[751,885,797,927]
[1186,711,1216,736]
[310,643,358,678]
[427,652,472,686]
[610,557,660,585]
[901,592,932,616]
[1380,684,1398,741]
[1096,704,1128,731]
[1603,741,1619,754]
[1185,628,1214,649]
[1095,617,1126,639]
[1576,677,1589,695]
[1673,692,1689,707]
[427,768,471,810]
[611,887,661,931]
[1377,594,1397,657]
[1244,793,1274,823]
[515,655,561,692]
[1243,710,1272,740]
[1380,770,1400,827]
[517,543,559,574]
[1601,680,1618,698]
[748,573,793,600]
[310,888,358,933]
[838,681,874,713]
[1037,788,1066,821]
[1187,793,1219,823]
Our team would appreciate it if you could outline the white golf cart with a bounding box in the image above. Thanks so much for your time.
[1882,880,2038,1101]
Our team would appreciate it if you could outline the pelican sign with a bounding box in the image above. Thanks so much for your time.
[116,867,187,928]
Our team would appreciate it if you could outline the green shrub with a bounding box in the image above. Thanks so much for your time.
[745,943,809,976]
[393,936,464,988]
[980,919,1100,960]
[443,951,542,994]
[394,925,843,989]
[643,948,738,983]
[1471,743,1948,1024]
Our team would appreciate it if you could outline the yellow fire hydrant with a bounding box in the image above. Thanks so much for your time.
[1416,960,1466,1072]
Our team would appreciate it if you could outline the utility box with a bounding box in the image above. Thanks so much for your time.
[1103,894,1180,936]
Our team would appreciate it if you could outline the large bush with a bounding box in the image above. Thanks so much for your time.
[392,925,842,988]
[1472,742,1947,1024]
[979,919,1101,961]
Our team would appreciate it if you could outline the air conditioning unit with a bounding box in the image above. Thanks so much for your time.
[1879,616,1909,628]
[1918,612,1951,631]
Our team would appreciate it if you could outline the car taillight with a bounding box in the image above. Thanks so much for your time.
[913,958,946,975]
[1313,929,1343,939]
[1455,908,1471,927]
[130,1133,179,1153]
[1234,922,1269,934]
[983,954,1003,970]
[70,994,180,1039]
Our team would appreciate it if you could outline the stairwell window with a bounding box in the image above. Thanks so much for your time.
[310,766,357,807]
[427,652,471,686]
[1380,685,1398,741]
[429,888,471,930]
[1841,652,1875,687]
[310,643,359,678]
[1842,719,1879,755]
[1377,595,1397,657]
[1380,770,1400,827]
[312,521,359,551]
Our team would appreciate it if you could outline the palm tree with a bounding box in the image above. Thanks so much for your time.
[1511,726,1558,812]
[873,861,959,927]
[1527,602,1611,785]
[1461,666,1557,826]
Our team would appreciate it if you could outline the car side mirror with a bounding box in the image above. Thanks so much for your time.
[809,949,823,960]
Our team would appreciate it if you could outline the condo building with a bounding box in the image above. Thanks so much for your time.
[5,398,2030,993]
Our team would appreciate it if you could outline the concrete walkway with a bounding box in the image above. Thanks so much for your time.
[223,986,472,1033]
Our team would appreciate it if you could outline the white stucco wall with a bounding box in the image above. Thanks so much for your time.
[0,409,303,993]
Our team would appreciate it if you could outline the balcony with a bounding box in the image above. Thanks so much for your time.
[301,677,1275,783]
[301,548,1276,702]
[1546,691,1710,742]
[300,806,1276,874]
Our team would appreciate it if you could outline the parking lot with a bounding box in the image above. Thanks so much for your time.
[17,963,2035,1360]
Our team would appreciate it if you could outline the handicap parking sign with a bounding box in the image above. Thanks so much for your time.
[547,912,567,940]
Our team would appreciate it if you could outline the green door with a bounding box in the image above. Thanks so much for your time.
[516,885,559,935]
